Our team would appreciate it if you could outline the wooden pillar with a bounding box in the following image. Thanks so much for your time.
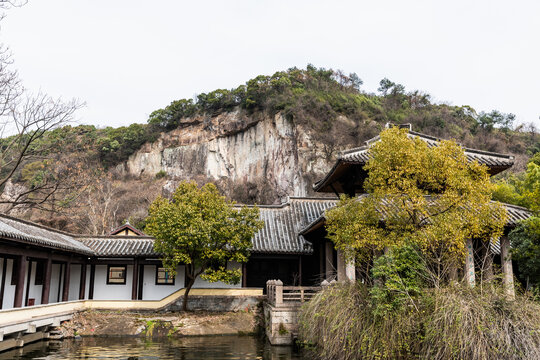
[131,259,139,300]
[501,236,515,299]
[464,238,475,287]
[14,255,27,308]
[138,265,145,300]
[298,256,302,286]
[62,260,71,302]
[79,264,87,300]
[325,241,334,280]
[88,264,95,300]
[0,257,7,309]
[24,260,33,306]
[337,250,346,281]
[319,242,325,279]
[41,256,52,305]
[241,263,247,288]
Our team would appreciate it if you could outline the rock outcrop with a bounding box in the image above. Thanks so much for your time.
[119,109,335,204]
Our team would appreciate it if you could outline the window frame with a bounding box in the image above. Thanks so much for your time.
[155,266,175,286]
[106,265,127,285]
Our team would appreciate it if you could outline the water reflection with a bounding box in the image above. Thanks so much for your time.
[1,336,309,360]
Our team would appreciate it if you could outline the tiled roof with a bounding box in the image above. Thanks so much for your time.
[249,197,337,254]
[314,130,515,192]
[78,236,157,257]
[299,198,533,236]
[78,197,339,256]
[0,214,94,255]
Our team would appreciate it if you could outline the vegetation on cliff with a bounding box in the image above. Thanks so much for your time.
[1,65,538,233]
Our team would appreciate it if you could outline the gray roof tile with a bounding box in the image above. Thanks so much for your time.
[0,215,94,255]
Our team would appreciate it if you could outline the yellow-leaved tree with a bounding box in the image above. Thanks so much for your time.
[145,181,263,311]
[326,127,506,287]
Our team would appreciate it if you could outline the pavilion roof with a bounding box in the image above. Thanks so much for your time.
[313,129,515,193]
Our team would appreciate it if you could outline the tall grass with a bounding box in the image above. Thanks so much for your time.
[299,282,540,360]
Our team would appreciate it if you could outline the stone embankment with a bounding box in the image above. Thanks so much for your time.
[58,310,261,338]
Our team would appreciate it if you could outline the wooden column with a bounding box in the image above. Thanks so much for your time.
[501,235,515,299]
[464,238,475,287]
[298,256,302,286]
[62,260,71,302]
[241,263,247,288]
[24,261,33,306]
[131,259,139,300]
[79,264,87,300]
[0,257,7,309]
[337,250,346,281]
[41,256,52,305]
[319,242,325,279]
[14,255,27,308]
[138,265,145,300]
[88,264,95,300]
[325,241,334,280]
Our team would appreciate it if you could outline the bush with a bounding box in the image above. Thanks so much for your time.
[299,282,540,360]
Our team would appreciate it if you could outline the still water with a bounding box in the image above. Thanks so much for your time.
[1,336,311,360]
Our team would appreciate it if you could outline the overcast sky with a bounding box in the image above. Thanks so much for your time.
[2,0,539,129]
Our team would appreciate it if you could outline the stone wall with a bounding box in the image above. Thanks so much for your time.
[263,303,301,345]
[166,295,264,312]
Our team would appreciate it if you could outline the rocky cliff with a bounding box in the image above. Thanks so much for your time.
[118,109,337,204]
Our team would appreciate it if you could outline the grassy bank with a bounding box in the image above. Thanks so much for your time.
[298,282,540,360]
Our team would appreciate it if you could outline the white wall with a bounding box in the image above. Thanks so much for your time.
[68,264,81,301]
[141,265,184,300]
[92,264,133,300]
[1,258,16,309]
[49,263,63,303]
[27,261,43,306]
[193,261,242,289]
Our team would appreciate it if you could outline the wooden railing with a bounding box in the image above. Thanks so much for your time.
[266,280,321,307]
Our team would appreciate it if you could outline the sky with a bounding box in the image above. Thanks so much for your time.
[1,0,539,129]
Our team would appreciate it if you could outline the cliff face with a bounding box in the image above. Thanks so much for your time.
[119,110,335,204]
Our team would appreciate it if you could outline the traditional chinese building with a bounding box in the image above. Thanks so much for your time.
[0,126,532,310]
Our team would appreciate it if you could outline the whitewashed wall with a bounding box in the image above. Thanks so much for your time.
[49,263,63,303]
[68,264,81,301]
[26,261,43,306]
[92,265,133,300]
[0,258,16,309]
[193,261,242,289]
[141,265,184,300]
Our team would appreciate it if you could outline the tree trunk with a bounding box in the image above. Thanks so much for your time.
[183,278,195,311]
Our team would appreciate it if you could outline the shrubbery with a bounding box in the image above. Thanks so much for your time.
[299,282,540,360]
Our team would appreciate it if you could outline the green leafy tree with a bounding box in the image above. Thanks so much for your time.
[326,127,506,289]
[145,181,263,311]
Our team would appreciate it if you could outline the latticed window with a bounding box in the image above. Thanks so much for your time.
[107,265,126,284]
[156,266,175,285]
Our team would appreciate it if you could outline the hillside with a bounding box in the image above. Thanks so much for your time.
[1,66,538,234]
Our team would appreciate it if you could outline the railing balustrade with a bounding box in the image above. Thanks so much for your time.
[266,280,321,307]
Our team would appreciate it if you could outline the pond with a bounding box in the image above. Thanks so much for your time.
[1,336,311,360]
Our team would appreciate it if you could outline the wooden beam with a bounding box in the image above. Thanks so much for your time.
[41,256,52,305]
[131,259,139,300]
[0,243,86,263]
[0,257,7,309]
[13,255,27,308]
[62,260,71,302]
[79,264,87,300]
[241,263,247,287]
[88,264,95,300]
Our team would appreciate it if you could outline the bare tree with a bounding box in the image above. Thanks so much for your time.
[0,3,84,213]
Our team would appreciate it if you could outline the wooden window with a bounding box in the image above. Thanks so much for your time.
[156,266,175,285]
[107,265,127,285]
[34,261,45,286]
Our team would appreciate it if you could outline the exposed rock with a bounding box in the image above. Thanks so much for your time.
[120,111,336,204]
